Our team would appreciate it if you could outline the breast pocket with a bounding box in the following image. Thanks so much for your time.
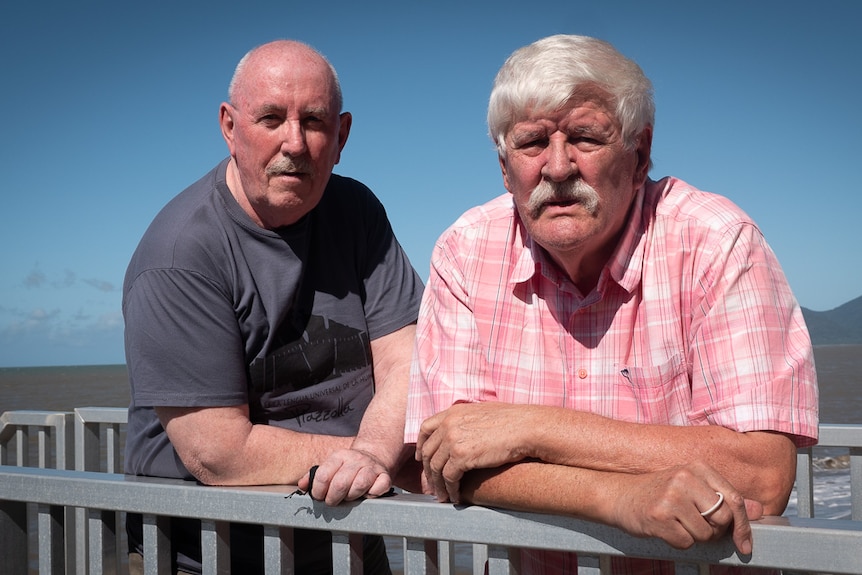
[615,354,691,424]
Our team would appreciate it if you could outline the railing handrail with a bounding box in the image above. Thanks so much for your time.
[2,464,862,574]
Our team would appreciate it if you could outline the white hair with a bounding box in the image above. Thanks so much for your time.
[488,35,654,155]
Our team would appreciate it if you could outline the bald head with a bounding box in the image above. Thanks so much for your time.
[228,40,343,113]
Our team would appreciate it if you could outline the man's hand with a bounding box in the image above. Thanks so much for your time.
[609,462,761,555]
[298,448,392,506]
[416,402,534,503]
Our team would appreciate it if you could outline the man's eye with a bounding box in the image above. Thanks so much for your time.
[511,137,548,157]
[515,138,546,149]
[303,116,326,128]
[258,114,282,126]
[572,136,604,149]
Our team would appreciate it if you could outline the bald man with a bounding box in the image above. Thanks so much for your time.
[123,40,422,575]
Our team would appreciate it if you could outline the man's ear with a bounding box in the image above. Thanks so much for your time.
[633,125,653,188]
[219,102,237,157]
[334,112,352,164]
[499,153,512,193]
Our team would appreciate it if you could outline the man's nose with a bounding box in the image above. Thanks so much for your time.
[541,137,576,182]
[280,120,308,156]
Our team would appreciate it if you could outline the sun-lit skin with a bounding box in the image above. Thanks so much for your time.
[219,42,352,229]
[499,88,652,294]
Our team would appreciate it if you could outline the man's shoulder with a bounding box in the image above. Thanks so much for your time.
[146,159,228,231]
[648,176,756,231]
[316,173,385,218]
[446,193,515,234]
[430,193,519,272]
[125,161,232,279]
[322,173,376,204]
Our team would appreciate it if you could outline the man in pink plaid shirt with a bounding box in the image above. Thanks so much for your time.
[405,35,818,575]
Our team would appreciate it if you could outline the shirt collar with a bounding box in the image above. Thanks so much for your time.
[607,183,648,294]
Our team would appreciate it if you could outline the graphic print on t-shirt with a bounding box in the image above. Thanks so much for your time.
[249,314,371,393]
[247,314,373,434]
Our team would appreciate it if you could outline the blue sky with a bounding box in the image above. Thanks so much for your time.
[2,0,860,368]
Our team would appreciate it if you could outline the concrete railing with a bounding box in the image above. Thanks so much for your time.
[2,408,861,574]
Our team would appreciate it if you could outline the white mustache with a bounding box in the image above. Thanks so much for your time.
[266,157,314,177]
[526,179,599,218]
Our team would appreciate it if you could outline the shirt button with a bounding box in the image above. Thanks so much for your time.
[577,369,588,379]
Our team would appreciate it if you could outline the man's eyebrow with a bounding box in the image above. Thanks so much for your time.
[510,125,547,139]
[566,122,613,138]
[249,103,283,116]
[301,105,330,117]
[570,125,598,135]
[247,103,332,118]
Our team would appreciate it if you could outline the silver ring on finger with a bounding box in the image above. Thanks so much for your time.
[700,491,724,517]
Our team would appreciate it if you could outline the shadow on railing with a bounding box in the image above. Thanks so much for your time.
[2,408,862,575]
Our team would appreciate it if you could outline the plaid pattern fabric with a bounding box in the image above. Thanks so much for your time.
[405,177,818,574]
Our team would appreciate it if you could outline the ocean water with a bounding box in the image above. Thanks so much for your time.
[1,345,860,569]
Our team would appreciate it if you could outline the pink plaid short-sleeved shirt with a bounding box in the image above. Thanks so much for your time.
[405,177,818,575]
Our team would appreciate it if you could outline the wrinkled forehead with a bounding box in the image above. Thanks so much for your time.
[511,85,620,130]
[234,44,340,106]
[245,76,338,119]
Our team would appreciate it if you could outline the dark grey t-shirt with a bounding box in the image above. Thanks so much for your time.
[122,159,422,573]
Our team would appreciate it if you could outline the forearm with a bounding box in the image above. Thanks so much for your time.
[521,407,796,512]
[461,461,618,522]
[421,402,797,513]
[461,459,760,555]
[351,324,417,473]
[350,364,411,473]
[158,405,353,486]
[204,425,354,486]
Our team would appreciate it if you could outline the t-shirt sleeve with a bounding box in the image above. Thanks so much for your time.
[354,187,423,340]
[124,267,248,407]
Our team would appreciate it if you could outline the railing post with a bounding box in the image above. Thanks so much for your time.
[851,446,862,521]
[106,422,123,473]
[56,412,79,575]
[473,543,488,574]
[262,524,294,575]
[331,531,364,575]
[675,563,710,575]
[142,514,171,575]
[89,507,119,575]
[74,408,129,575]
[15,426,29,467]
[404,538,438,575]
[436,540,455,575]
[55,412,76,470]
[574,554,604,574]
[486,544,514,575]
[76,411,101,575]
[38,503,65,575]
[201,519,230,575]
[795,447,814,518]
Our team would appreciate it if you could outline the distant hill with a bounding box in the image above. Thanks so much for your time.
[802,295,862,345]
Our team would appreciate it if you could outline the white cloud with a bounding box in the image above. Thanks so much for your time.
[0,306,124,367]
[83,278,117,292]
[23,268,47,288]
[56,269,76,288]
